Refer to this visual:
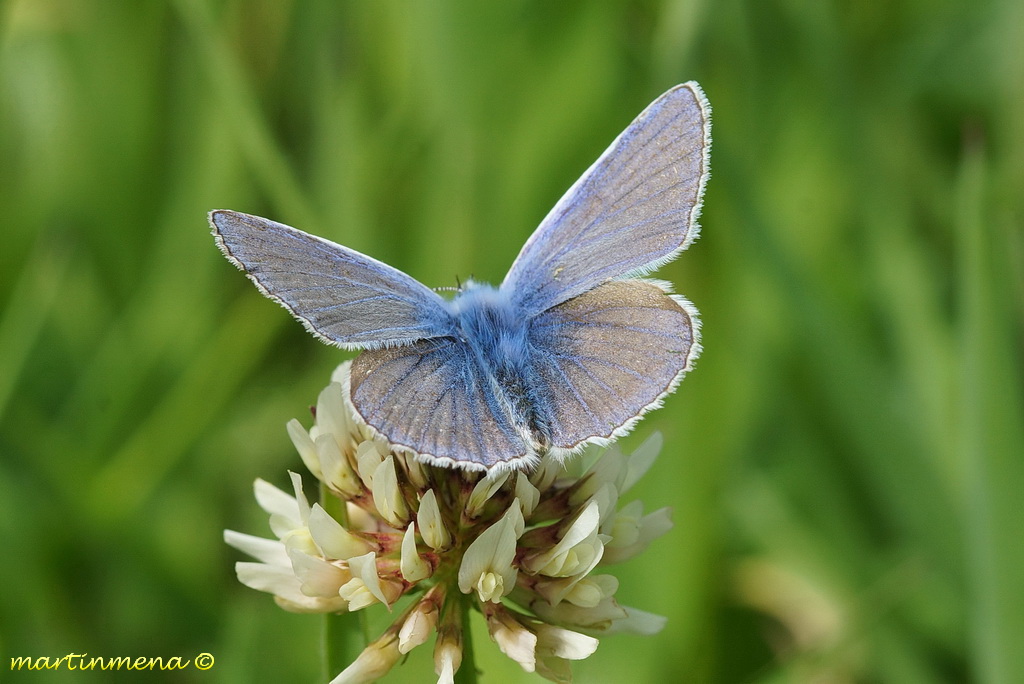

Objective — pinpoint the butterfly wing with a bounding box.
[349,339,535,470]
[529,279,699,449]
[502,82,711,315]
[211,210,454,348]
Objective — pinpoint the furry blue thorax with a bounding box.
[447,281,531,370]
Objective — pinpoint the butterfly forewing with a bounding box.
[350,339,531,469]
[211,211,453,349]
[529,279,698,449]
[502,82,710,315]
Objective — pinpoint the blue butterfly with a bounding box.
[211,82,711,471]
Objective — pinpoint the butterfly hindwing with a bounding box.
[529,279,699,449]
[349,338,534,470]
[502,82,710,315]
[211,210,453,349]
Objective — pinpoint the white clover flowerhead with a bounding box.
[225,362,673,683]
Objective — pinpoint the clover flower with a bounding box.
[225,362,672,683]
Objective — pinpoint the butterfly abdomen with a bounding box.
[449,283,554,452]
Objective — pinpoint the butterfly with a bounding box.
[211,82,710,472]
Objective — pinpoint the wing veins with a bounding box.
[545,173,695,266]
[256,268,428,304]
[365,349,445,415]
[566,357,625,402]
[540,322,683,343]
[417,384,459,454]
[582,104,691,198]
[301,294,399,313]
[551,350,649,380]
[547,360,602,424]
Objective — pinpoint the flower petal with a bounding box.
[330,632,402,684]
[315,433,362,497]
[287,547,350,597]
[620,432,662,494]
[515,472,541,518]
[224,529,290,566]
[536,623,599,660]
[587,482,619,528]
[434,594,463,683]
[288,470,312,522]
[570,447,625,505]
[602,505,673,564]
[604,606,668,635]
[253,478,300,532]
[371,455,409,526]
[483,604,537,672]
[520,592,629,632]
[466,469,510,518]
[400,522,431,582]
[287,419,323,481]
[340,552,389,610]
[458,502,524,602]
[235,561,346,612]
[417,489,452,551]
[307,504,374,560]
[312,382,352,451]
[434,636,462,684]
[524,500,604,577]
[398,593,440,654]
[529,451,563,491]
[355,441,384,489]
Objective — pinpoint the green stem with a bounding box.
[453,596,478,684]
[321,611,365,683]
[321,481,349,526]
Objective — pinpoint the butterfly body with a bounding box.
[212,82,711,471]
[448,282,529,364]
[448,281,554,449]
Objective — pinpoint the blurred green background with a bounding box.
[2,0,1022,682]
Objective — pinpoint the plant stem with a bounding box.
[321,611,365,683]
[453,596,478,684]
